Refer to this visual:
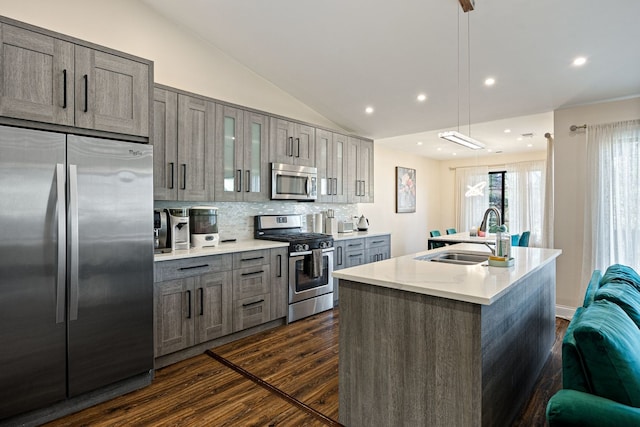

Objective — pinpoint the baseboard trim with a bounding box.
[555,304,577,320]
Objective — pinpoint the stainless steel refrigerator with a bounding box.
[0,125,154,420]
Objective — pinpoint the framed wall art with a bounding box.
[396,166,416,213]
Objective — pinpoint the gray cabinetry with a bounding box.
[366,235,391,263]
[215,105,269,201]
[269,117,315,167]
[270,247,288,320]
[153,87,177,200]
[153,255,233,357]
[0,22,150,137]
[316,129,347,203]
[232,249,272,332]
[344,238,367,268]
[346,137,374,203]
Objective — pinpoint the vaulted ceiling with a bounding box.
[142,0,640,159]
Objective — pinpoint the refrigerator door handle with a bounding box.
[69,164,80,321]
[56,163,66,324]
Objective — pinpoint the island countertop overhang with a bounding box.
[332,243,562,305]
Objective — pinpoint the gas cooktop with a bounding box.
[254,215,334,253]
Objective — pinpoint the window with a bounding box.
[488,171,506,228]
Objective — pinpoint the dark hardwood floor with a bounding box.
[45,308,568,426]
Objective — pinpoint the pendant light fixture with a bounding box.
[439,0,485,150]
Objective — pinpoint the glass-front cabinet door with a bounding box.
[215,105,268,201]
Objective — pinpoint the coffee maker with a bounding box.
[153,209,170,253]
[190,206,219,248]
[167,207,190,250]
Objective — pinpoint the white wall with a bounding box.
[358,145,441,257]
[0,0,344,131]
[554,96,640,308]
[438,151,547,232]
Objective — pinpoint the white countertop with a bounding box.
[331,230,390,241]
[154,239,289,262]
[332,243,561,305]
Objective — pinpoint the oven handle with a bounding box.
[290,248,335,257]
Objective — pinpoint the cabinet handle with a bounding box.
[295,138,300,157]
[245,170,250,192]
[349,253,363,257]
[242,256,265,262]
[242,299,264,308]
[277,254,282,277]
[83,74,88,113]
[361,180,366,196]
[241,270,264,277]
[186,290,192,319]
[62,69,67,109]
[236,169,242,192]
[348,243,363,248]
[372,240,385,244]
[288,137,293,157]
[178,264,209,271]
[169,162,175,189]
[337,246,343,266]
[199,287,204,316]
[333,177,338,195]
[182,164,187,190]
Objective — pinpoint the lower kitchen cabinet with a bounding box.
[154,271,232,357]
[333,234,391,305]
[154,247,288,360]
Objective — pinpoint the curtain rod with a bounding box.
[570,124,587,131]
[448,158,545,171]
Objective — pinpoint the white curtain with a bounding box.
[543,134,554,248]
[505,160,546,247]
[455,166,489,232]
[582,119,640,281]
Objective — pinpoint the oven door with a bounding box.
[288,249,334,304]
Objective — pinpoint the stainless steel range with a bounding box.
[254,214,334,322]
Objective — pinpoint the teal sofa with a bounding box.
[546,265,640,426]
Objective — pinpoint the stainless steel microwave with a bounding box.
[271,163,317,201]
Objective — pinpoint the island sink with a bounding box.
[415,251,488,265]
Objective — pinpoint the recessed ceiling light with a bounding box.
[487,148,493,152]
[517,137,523,141]
[504,129,511,134]
[417,93,427,102]
[484,77,496,86]
[437,147,442,151]
[527,144,533,147]
[573,56,587,66]
[365,106,374,114]
[452,153,457,156]
[417,141,423,146]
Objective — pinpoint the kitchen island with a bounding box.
[333,243,561,427]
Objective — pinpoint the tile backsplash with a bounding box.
[154,200,359,241]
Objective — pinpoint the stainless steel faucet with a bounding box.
[479,207,502,232]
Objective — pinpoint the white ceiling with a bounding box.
[142,0,640,159]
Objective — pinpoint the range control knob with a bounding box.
[294,244,304,252]
[303,243,310,251]
[319,241,332,249]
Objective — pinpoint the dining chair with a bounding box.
[429,230,445,249]
[518,231,531,247]
[445,228,457,235]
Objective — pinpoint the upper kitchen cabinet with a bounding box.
[153,87,215,201]
[177,94,215,201]
[269,117,315,167]
[74,46,149,137]
[316,129,347,203]
[0,20,151,138]
[346,137,374,203]
[153,87,178,200]
[214,105,269,202]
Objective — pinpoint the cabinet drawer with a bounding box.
[233,293,271,332]
[233,249,270,269]
[366,235,390,249]
[233,264,271,300]
[154,254,232,282]
[344,238,366,253]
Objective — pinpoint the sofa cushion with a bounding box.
[562,307,591,392]
[583,270,603,307]
[601,264,640,293]
[574,300,640,407]
[595,281,640,328]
